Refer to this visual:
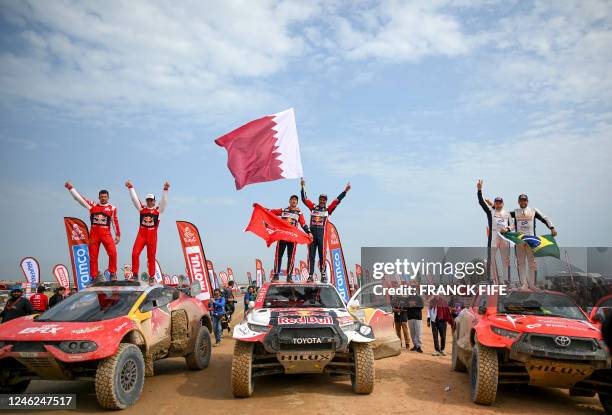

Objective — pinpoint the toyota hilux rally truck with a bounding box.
[0,280,213,410]
[231,282,375,397]
[452,288,612,412]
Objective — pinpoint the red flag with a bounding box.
[246,203,311,247]
[176,221,213,301]
[215,108,303,190]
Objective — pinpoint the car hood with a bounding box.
[0,315,136,341]
[490,313,600,338]
[249,307,355,327]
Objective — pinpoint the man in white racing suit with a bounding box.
[510,194,557,289]
[477,180,512,283]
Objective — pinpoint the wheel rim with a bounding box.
[120,359,138,393]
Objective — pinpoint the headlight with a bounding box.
[247,323,270,333]
[341,322,360,332]
[359,325,372,336]
[491,326,521,339]
[58,341,98,354]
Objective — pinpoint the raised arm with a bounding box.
[65,181,92,209]
[476,179,490,213]
[300,178,314,210]
[125,180,142,211]
[328,182,350,214]
[158,182,170,214]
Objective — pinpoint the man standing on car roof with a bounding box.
[301,178,350,283]
[270,195,312,282]
[510,194,557,289]
[125,180,169,278]
[65,181,120,280]
[477,180,512,283]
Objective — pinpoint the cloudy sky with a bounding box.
[1,0,611,282]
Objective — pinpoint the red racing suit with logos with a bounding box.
[128,185,168,278]
[269,206,310,278]
[301,189,346,276]
[68,186,120,278]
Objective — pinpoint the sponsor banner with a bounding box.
[325,221,351,303]
[255,259,263,286]
[176,221,213,301]
[64,217,91,291]
[206,260,219,289]
[154,260,164,284]
[162,274,171,284]
[349,271,355,288]
[299,260,308,282]
[356,264,362,277]
[227,267,234,282]
[20,257,40,288]
[219,271,229,286]
[247,271,252,285]
[52,264,71,289]
[171,275,178,284]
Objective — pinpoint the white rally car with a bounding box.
[231,282,375,397]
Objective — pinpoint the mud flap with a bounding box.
[526,359,594,388]
[170,310,189,354]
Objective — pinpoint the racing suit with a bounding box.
[269,206,310,280]
[477,191,512,283]
[68,186,120,279]
[510,207,555,288]
[301,188,346,280]
[127,184,168,278]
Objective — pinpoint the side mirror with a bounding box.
[478,305,487,315]
[248,301,255,310]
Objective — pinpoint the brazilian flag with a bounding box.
[500,232,561,259]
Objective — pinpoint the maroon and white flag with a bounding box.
[215,108,303,190]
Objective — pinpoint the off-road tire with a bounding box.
[0,380,30,394]
[470,342,498,405]
[599,393,612,414]
[452,334,467,372]
[185,325,212,370]
[95,343,145,410]
[231,341,254,398]
[351,342,375,394]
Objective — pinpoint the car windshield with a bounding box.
[497,291,587,321]
[264,285,344,309]
[36,290,142,322]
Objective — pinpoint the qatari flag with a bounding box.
[215,108,303,190]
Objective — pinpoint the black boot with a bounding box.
[306,275,314,283]
[271,274,280,282]
[320,271,327,283]
[286,277,293,283]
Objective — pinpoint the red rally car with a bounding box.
[0,280,213,410]
[452,288,612,412]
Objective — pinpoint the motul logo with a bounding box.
[188,252,205,282]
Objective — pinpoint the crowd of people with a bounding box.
[0,285,74,323]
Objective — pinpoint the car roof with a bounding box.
[84,280,166,294]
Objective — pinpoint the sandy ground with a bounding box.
[19,302,606,415]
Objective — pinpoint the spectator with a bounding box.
[49,287,67,308]
[0,288,32,323]
[69,287,78,296]
[391,295,410,349]
[427,295,455,356]
[244,286,256,316]
[30,286,49,314]
[210,288,226,347]
[406,294,424,353]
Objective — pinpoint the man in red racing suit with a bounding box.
[301,178,350,283]
[270,195,311,282]
[125,180,169,279]
[65,181,120,280]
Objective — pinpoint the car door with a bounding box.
[139,287,173,354]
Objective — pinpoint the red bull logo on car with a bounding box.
[278,316,334,325]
